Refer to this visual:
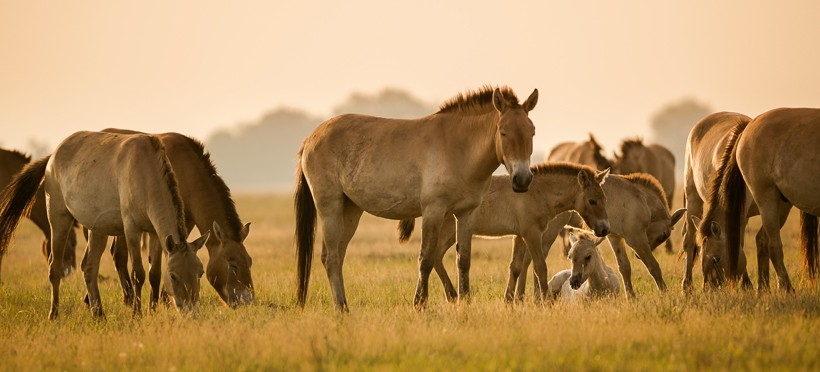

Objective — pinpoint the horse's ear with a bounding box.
[165,235,177,253]
[710,221,722,238]
[577,170,592,187]
[492,88,508,113]
[690,215,702,231]
[240,222,251,242]
[192,231,210,251]
[568,231,579,245]
[595,168,610,185]
[212,221,225,243]
[522,89,538,112]
[670,208,686,226]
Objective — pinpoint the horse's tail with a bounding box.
[722,122,749,281]
[397,219,415,243]
[0,155,50,259]
[800,212,819,281]
[294,149,316,308]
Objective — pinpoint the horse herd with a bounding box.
[0,86,816,319]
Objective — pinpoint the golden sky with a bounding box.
[2,1,819,154]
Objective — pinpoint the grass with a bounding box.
[0,193,818,371]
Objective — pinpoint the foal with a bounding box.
[548,230,621,302]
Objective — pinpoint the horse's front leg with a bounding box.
[522,228,549,304]
[414,208,446,309]
[124,230,146,317]
[506,236,527,303]
[83,230,109,319]
[607,235,635,298]
[110,236,135,307]
[628,234,666,292]
[431,216,457,302]
[454,209,478,303]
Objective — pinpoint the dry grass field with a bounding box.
[1,192,819,370]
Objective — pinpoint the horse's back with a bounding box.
[687,113,752,200]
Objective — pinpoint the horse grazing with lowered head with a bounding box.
[0,131,208,319]
[296,86,538,311]
[512,173,685,299]
[681,112,760,291]
[100,129,254,309]
[548,229,621,302]
[398,162,610,303]
[0,148,77,283]
[614,138,677,253]
[724,108,820,291]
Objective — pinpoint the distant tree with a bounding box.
[25,138,52,158]
[648,98,712,173]
[332,88,436,119]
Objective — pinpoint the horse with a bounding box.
[681,112,759,291]
[295,86,539,311]
[512,173,685,299]
[614,138,677,253]
[0,148,77,282]
[724,108,820,291]
[398,162,610,303]
[0,131,208,319]
[100,129,254,309]
[547,229,621,302]
[547,133,614,171]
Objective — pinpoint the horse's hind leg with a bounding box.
[46,205,73,320]
[607,235,636,298]
[681,193,703,291]
[756,196,794,291]
[755,227,770,292]
[110,236,135,307]
[506,235,527,303]
[316,195,351,311]
[454,209,477,303]
[522,228,549,303]
[629,235,667,292]
[124,231,146,316]
[336,199,363,267]
[82,230,109,319]
[432,216,457,302]
[147,233,164,311]
[415,209,447,308]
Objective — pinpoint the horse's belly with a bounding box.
[345,190,422,220]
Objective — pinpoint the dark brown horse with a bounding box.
[0,148,76,283]
[295,86,538,311]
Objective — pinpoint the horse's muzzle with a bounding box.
[511,171,532,193]
[570,274,583,289]
[230,289,255,307]
[593,221,611,237]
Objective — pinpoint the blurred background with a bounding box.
[2,1,819,191]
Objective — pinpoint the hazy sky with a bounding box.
[2,1,819,155]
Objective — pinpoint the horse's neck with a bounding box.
[441,111,500,181]
[586,258,611,291]
[530,173,580,217]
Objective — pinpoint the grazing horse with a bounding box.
[0,131,208,319]
[547,133,614,171]
[398,162,610,303]
[295,86,539,311]
[614,138,676,253]
[513,173,685,298]
[0,149,77,282]
[725,108,820,290]
[547,230,620,302]
[681,112,758,291]
[101,129,254,309]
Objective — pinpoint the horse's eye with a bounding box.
[500,131,508,138]
[585,256,591,261]
[588,199,597,206]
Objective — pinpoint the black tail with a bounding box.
[0,155,50,258]
[800,212,819,282]
[722,123,749,281]
[294,152,316,308]
[397,219,415,243]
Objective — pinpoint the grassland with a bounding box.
[1,193,819,371]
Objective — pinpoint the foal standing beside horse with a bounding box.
[295,86,538,311]
[0,131,208,319]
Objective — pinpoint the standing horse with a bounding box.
[725,108,820,290]
[0,131,208,319]
[296,86,538,311]
[681,112,759,291]
[547,230,620,302]
[398,162,610,302]
[0,149,77,282]
[101,129,254,309]
[513,173,685,298]
[614,138,676,252]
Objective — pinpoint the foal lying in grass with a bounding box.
[549,229,621,302]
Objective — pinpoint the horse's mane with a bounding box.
[587,133,613,171]
[0,148,32,164]
[619,137,645,157]
[437,85,519,114]
[531,161,596,179]
[147,135,187,240]
[181,136,244,239]
[699,120,750,240]
[621,173,668,209]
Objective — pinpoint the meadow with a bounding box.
[1,192,818,371]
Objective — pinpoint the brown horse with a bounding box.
[0,149,77,283]
[101,129,254,309]
[681,112,759,291]
[725,108,820,290]
[296,86,538,311]
[614,138,676,253]
[513,173,685,299]
[0,131,208,319]
[398,162,610,303]
[547,133,614,171]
